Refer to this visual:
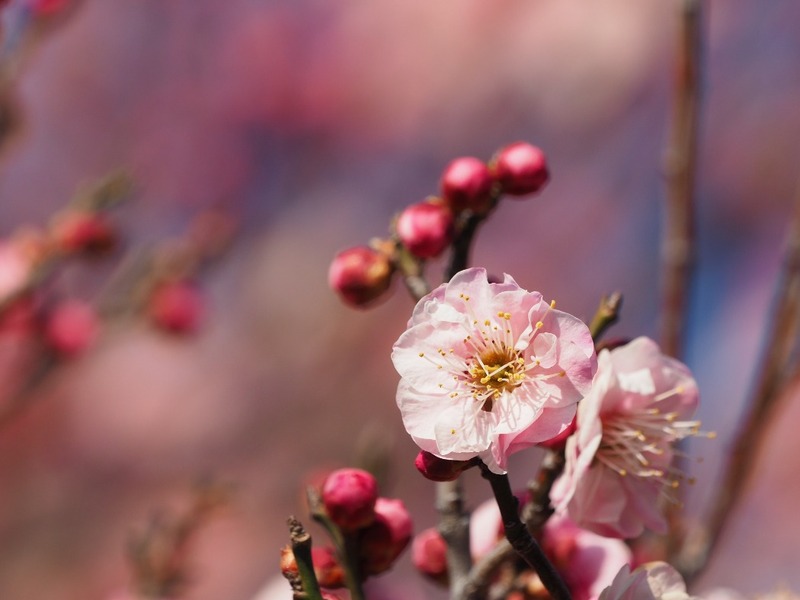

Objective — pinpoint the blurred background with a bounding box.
[0,0,798,598]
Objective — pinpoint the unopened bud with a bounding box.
[415,451,474,482]
[51,210,117,256]
[359,497,413,576]
[147,281,204,334]
[321,468,378,532]
[440,157,493,213]
[44,299,99,357]
[25,0,69,17]
[490,142,549,197]
[312,546,345,589]
[396,199,454,259]
[328,246,393,308]
[411,528,448,585]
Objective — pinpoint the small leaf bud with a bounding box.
[490,142,549,196]
[440,157,493,212]
[328,246,393,308]
[320,468,378,532]
[396,199,454,259]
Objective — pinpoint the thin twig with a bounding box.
[287,517,325,600]
[660,0,702,359]
[588,292,623,343]
[676,177,800,581]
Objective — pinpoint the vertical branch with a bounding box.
[437,479,473,599]
[678,177,800,580]
[660,0,703,359]
[661,0,703,560]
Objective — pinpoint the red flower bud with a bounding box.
[44,299,99,357]
[414,451,474,482]
[321,468,378,532]
[440,157,493,212]
[312,546,346,589]
[490,142,549,196]
[147,281,204,334]
[26,0,69,17]
[411,527,448,584]
[396,199,454,259]
[359,497,413,576]
[328,246,393,308]
[51,210,117,256]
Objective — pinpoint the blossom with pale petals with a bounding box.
[392,268,596,473]
[552,337,703,538]
[598,562,692,600]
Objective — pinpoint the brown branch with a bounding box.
[660,0,703,360]
[676,176,800,581]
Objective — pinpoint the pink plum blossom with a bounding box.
[598,562,691,600]
[552,337,702,538]
[392,268,596,473]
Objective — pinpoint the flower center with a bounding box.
[466,346,526,412]
[594,388,712,489]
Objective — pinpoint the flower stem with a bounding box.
[307,488,366,600]
[480,464,572,600]
[287,517,325,600]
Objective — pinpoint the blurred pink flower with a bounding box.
[598,562,690,600]
[552,337,701,538]
[392,268,596,473]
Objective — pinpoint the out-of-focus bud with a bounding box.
[321,593,343,600]
[411,527,448,585]
[328,246,393,308]
[147,281,204,334]
[312,546,346,589]
[490,142,549,197]
[414,451,474,482]
[321,468,378,532]
[537,415,577,450]
[396,198,454,259]
[359,497,413,576]
[440,157,493,213]
[44,299,99,357]
[25,0,69,17]
[51,210,117,256]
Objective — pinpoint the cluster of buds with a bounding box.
[328,141,549,308]
[281,468,412,597]
[0,201,121,359]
